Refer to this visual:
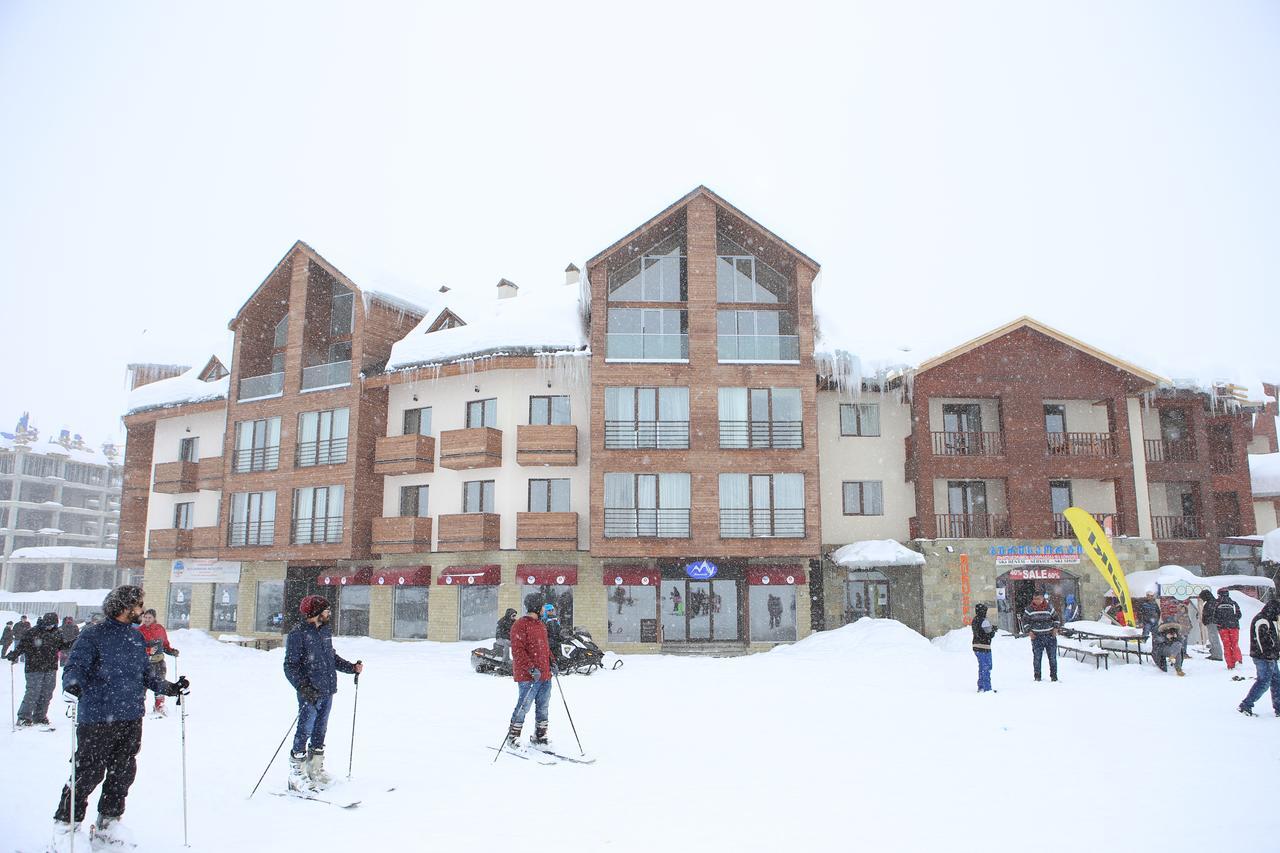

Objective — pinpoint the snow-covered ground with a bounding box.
[3,619,1278,852]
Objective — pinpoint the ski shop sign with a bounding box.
[989,544,1082,566]
[1005,568,1065,580]
[170,559,241,584]
[685,560,718,580]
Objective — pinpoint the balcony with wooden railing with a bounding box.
[516,512,579,550]
[1046,432,1117,457]
[516,425,578,467]
[437,512,501,550]
[1144,438,1197,463]
[152,461,198,494]
[1152,514,1203,540]
[931,431,1004,456]
[439,428,503,470]
[374,435,436,475]
[371,516,433,555]
[148,528,192,557]
[196,457,223,491]
[1054,512,1124,538]
[935,513,1011,538]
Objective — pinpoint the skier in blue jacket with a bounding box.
[283,595,363,793]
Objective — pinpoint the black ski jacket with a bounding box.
[495,612,517,641]
[971,604,997,651]
[6,624,68,672]
[1214,595,1242,630]
[1247,602,1280,660]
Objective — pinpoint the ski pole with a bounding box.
[176,658,189,847]
[347,663,361,780]
[249,715,298,799]
[66,695,78,853]
[9,663,14,732]
[491,721,512,764]
[552,669,585,756]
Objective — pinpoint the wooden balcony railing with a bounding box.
[437,513,501,551]
[371,516,433,555]
[1144,438,1197,463]
[196,457,223,491]
[439,428,503,470]
[516,512,579,550]
[152,460,198,494]
[191,525,220,557]
[935,513,1011,538]
[1047,432,1117,457]
[931,431,1004,456]
[1152,514,1203,540]
[148,528,192,557]
[1054,513,1124,538]
[516,425,578,467]
[374,434,436,475]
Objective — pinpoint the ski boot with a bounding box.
[288,752,319,794]
[1239,706,1256,717]
[48,819,84,853]
[89,814,135,849]
[306,746,334,788]
[504,723,522,751]
[529,722,551,750]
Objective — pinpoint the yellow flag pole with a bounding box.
[1063,507,1137,627]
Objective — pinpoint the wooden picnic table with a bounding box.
[1059,620,1149,665]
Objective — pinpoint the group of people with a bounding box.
[968,586,1280,718]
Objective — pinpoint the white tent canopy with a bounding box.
[831,540,926,569]
[1263,528,1280,564]
[1125,565,1275,598]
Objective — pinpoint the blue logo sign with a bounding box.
[685,560,718,580]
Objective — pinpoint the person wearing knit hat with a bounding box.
[282,594,363,793]
[6,611,70,728]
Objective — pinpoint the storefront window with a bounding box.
[338,586,371,636]
[211,583,238,632]
[255,580,286,633]
[167,584,192,630]
[749,585,796,642]
[394,587,428,639]
[607,584,658,643]
[520,584,574,627]
[845,570,891,623]
[660,580,686,642]
[459,586,498,641]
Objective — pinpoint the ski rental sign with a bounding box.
[685,560,718,579]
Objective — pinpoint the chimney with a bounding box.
[496,278,519,300]
[438,285,451,294]
[564,263,581,287]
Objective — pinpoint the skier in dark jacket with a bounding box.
[6,611,69,727]
[53,586,190,848]
[1238,600,1280,717]
[1136,591,1161,637]
[1023,592,1060,682]
[1197,589,1223,662]
[507,599,553,750]
[283,595,362,794]
[971,603,997,693]
[12,614,31,646]
[1214,589,1243,670]
[493,608,518,665]
[58,616,80,667]
[1,620,13,657]
[543,602,565,669]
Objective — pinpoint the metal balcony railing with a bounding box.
[603,420,690,450]
[603,507,691,538]
[233,446,280,473]
[717,334,800,362]
[296,438,349,467]
[1144,438,1197,463]
[718,420,803,449]
[238,372,284,401]
[718,507,805,538]
[1152,514,1203,540]
[292,516,345,545]
[605,333,689,360]
[1054,512,1124,538]
[932,431,1004,456]
[935,513,1011,538]
[227,520,275,547]
[1047,432,1117,457]
[301,360,352,391]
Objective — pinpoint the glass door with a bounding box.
[662,578,741,642]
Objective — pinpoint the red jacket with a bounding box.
[510,614,551,683]
[136,623,173,661]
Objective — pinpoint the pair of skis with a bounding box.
[488,744,596,765]
[269,784,396,810]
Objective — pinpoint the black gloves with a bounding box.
[165,676,190,697]
[528,668,541,682]
[299,683,321,704]
[169,648,180,657]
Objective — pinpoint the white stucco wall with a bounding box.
[932,478,1008,513]
[144,410,227,555]
[1253,499,1278,535]
[1044,399,1111,433]
[1066,478,1117,512]
[816,393,914,543]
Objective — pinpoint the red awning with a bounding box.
[319,567,374,586]
[437,565,501,586]
[373,567,432,587]
[517,565,578,586]
[603,566,660,587]
[747,566,806,586]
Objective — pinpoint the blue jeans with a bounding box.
[1240,658,1280,715]
[510,679,551,727]
[974,651,993,691]
[1031,633,1058,679]
[293,692,333,755]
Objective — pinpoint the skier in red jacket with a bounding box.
[137,609,179,716]
[506,599,553,750]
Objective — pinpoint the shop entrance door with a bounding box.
[845,571,891,623]
[996,569,1081,633]
[662,578,741,642]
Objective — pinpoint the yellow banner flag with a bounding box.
[1064,507,1136,626]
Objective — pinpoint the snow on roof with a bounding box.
[8,546,117,562]
[0,588,112,607]
[1264,528,1280,564]
[830,540,926,568]
[126,365,229,415]
[1125,565,1275,597]
[387,280,586,371]
[1249,452,1280,497]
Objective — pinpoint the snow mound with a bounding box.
[126,365,229,414]
[769,617,935,662]
[1249,452,1280,497]
[831,539,925,568]
[1265,528,1280,563]
[932,625,979,653]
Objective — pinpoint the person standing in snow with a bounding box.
[1136,591,1161,638]
[1237,599,1280,717]
[506,599,553,749]
[493,608,518,666]
[5,611,69,728]
[543,602,565,670]
[971,603,997,693]
[137,609,179,716]
[52,585,190,847]
[58,615,80,667]
[1155,617,1186,676]
[282,595,362,793]
[1,620,13,657]
[1197,589,1223,662]
[12,614,31,647]
[1214,589,1243,671]
[1023,592,1060,682]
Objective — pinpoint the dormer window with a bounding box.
[607,228,687,302]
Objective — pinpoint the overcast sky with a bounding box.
[1,1,1277,446]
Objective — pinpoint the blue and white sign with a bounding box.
[685,560,718,580]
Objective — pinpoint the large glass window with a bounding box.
[717,310,798,361]
[521,585,574,629]
[607,584,658,643]
[399,484,429,517]
[839,403,881,437]
[393,587,429,639]
[466,399,497,428]
[403,406,432,436]
[234,417,281,472]
[331,282,354,337]
[606,308,688,360]
[463,480,495,513]
[167,583,192,630]
[716,233,789,303]
[604,473,691,538]
[173,502,194,530]
[529,396,571,426]
[459,585,499,641]
[719,388,802,448]
[528,479,570,512]
[337,585,370,636]
[229,491,276,546]
[297,408,349,466]
[212,584,238,632]
[255,580,285,632]
[749,585,797,642]
[292,485,345,544]
[719,473,805,537]
[178,436,199,462]
[273,314,289,348]
[604,387,689,449]
[606,231,686,301]
[842,481,884,516]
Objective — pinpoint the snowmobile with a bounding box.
[470,626,612,676]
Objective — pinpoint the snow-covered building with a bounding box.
[0,421,123,591]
